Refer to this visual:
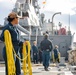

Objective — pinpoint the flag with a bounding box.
[42,1,46,4]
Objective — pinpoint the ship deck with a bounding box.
[0,62,75,75]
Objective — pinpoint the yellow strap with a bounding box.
[52,53,55,62]
[52,52,60,63]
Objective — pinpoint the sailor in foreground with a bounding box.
[40,34,53,71]
[0,12,23,75]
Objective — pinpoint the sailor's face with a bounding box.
[14,17,19,25]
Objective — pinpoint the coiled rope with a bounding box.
[22,41,32,75]
[4,30,32,75]
[4,30,16,75]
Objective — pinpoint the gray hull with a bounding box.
[0,41,4,61]
[31,35,72,59]
[0,35,72,61]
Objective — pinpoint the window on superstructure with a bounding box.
[20,4,23,8]
[26,0,28,3]
[22,12,29,17]
[18,11,21,16]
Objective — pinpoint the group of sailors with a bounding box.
[32,41,60,64]
[32,34,60,71]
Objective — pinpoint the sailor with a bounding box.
[32,41,38,64]
[53,45,60,63]
[40,34,53,71]
[0,12,23,75]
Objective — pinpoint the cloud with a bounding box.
[0,0,2,2]
[0,0,16,3]
[39,0,76,14]
[0,0,16,9]
[0,0,16,25]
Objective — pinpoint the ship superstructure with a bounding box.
[12,0,41,35]
[0,0,74,60]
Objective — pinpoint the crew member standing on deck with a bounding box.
[53,45,60,63]
[32,41,38,64]
[0,12,23,75]
[40,34,53,71]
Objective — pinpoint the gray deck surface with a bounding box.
[0,63,75,75]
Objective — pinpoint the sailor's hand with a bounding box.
[24,41,28,45]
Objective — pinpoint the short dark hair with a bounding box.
[7,17,14,22]
[44,34,48,39]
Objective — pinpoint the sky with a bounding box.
[0,0,76,42]
[38,0,76,14]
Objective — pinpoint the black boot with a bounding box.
[45,68,49,71]
[44,66,49,71]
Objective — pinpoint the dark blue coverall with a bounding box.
[0,23,23,75]
[40,38,53,70]
[39,47,42,63]
[53,48,59,63]
[32,45,38,64]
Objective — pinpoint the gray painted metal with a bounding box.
[0,35,72,61]
[30,35,72,59]
[0,41,4,61]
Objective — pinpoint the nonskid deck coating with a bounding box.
[0,63,74,75]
